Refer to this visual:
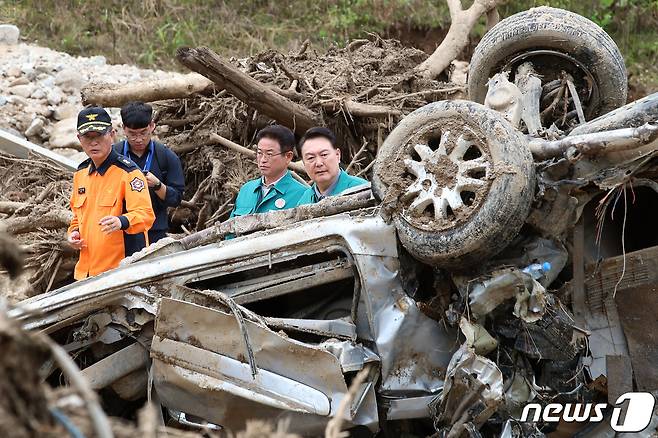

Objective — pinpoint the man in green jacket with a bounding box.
[296,127,368,205]
[229,125,306,217]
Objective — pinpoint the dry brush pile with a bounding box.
[152,38,464,233]
[0,153,75,299]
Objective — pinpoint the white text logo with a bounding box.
[520,392,655,432]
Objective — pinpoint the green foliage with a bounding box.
[0,0,655,88]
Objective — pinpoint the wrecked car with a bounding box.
[11,201,460,434]
[9,6,658,437]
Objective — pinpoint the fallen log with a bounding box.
[529,123,658,160]
[177,46,320,135]
[194,185,374,245]
[0,210,72,235]
[126,187,374,262]
[0,201,28,215]
[81,73,217,107]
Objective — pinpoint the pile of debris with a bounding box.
[85,38,465,232]
[0,152,74,299]
[1,36,466,296]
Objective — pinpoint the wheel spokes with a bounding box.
[414,143,435,161]
[459,156,489,172]
[444,188,464,211]
[449,135,472,161]
[402,129,490,223]
[407,192,434,215]
[404,158,426,178]
[457,176,487,191]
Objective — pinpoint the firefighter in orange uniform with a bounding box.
[67,107,155,280]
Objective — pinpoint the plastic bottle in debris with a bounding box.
[522,261,552,280]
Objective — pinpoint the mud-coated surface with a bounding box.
[0,313,52,438]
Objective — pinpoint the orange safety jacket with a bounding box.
[68,150,155,280]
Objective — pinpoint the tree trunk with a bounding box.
[415,0,502,79]
[177,47,320,135]
[322,100,401,118]
[81,73,218,107]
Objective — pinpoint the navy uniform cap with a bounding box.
[77,107,112,134]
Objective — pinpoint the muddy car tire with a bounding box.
[468,6,627,126]
[372,100,535,269]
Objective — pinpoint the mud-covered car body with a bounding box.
[11,207,459,433]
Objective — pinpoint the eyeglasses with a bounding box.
[256,150,285,160]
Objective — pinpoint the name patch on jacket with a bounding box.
[78,187,86,194]
[130,177,145,192]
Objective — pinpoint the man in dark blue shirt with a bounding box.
[113,101,185,255]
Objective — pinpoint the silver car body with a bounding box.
[11,210,457,434]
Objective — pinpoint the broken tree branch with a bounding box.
[180,188,374,250]
[322,99,401,118]
[81,73,217,107]
[415,0,502,79]
[177,46,319,135]
[346,140,368,174]
[127,188,373,264]
[221,188,373,236]
[529,123,658,160]
[43,335,114,438]
[161,115,205,129]
[208,133,307,175]
[379,86,464,102]
[295,39,310,57]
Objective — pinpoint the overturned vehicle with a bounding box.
[10,6,658,437]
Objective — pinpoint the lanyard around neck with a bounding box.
[123,140,154,173]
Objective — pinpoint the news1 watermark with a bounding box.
[520,392,656,432]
